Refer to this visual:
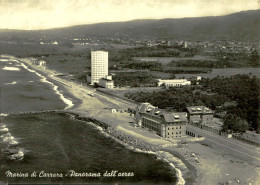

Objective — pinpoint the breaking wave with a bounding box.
[18,59,74,110]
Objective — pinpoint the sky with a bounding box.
[0,0,259,30]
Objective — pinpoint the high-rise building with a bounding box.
[90,51,108,85]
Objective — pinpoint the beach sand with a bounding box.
[20,58,260,185]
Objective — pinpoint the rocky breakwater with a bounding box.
[72,114,187,185]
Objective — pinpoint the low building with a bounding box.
[190,76,202,81]
[38,60,46,66]
[186,106,214,124]
[87,75,114,88]
[99,75,114,88]
[157,79,191,87]
[135,103,187,138]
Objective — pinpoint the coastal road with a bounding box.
[187,125,260,162]
[50,74,138,109]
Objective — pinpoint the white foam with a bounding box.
[4,81,17,85]
[0,113,9,117]
[28,81,34,83]
[8,140,19,145]
[18,60,74,110]
[2,136,15,143]
[0,128,9,132]
[8,148,24,160]
[1,132,12,138]
[0,59,9,62]
[2,66,20,71]
[156,151,186,185]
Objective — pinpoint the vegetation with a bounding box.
[123,62,163,71]
[222,114,249,133]
[125,86,229,111]
[125,74,260,132]
[202,75,260,132]
[170,60,235,68]
[249,50,260,67]
[113,72,158,87]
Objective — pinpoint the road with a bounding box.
[187,125,260,162]
[50,74,138,109]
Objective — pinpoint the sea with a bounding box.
[0,56,181,185]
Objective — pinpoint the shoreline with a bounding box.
[2,55,259,185]
[14,57,192,184]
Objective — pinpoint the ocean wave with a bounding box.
[0,113,9,117]
[0,129,22,159]
[0,128,9,132]
[18,60,74,110]
[156,151,186,185]
[1,132,11,138]
[2,66,20,71]
[4,81,17,85]
[0,59,9,62]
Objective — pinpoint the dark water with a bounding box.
[0,113,176,184]
[0,57,177,184]
[0,59,66,113]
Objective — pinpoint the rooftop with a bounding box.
[187,106,213,114]
[163,112,187,123]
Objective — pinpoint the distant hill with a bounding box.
[0,9,259,41]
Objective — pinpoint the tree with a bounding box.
[222,114,248,133]
[249,50,260,67]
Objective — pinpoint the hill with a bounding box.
[0,9,259,41]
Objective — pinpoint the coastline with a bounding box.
[2,56,259,185]
[10,57,194,184]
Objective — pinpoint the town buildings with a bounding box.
[157,79,191,87]
[87,51,114,88]
[186,106,214,124]
[135,103,187,138]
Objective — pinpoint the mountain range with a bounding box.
[0,9,259,41]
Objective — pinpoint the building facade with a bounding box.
[90,51,108,85]
[186,106,214,124]
[99,75,114,88]
[135,103,187,138]
[157,79,191,87]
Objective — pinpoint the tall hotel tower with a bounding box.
[90,51,108,85]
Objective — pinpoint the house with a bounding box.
[186,106,214,124]
[157,79,191,87]
[135,103,187,138]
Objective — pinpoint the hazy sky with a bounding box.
[0,0,259,30]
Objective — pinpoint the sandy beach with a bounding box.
[18,57,260,185]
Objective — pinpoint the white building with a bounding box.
[157,79,191,87]
[38,60,46,66]
[99,75,114,89]
[90,51,108,85]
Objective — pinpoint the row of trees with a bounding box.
[169,60,238,68]
[123,62,163,71]
[113,72,158,87]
